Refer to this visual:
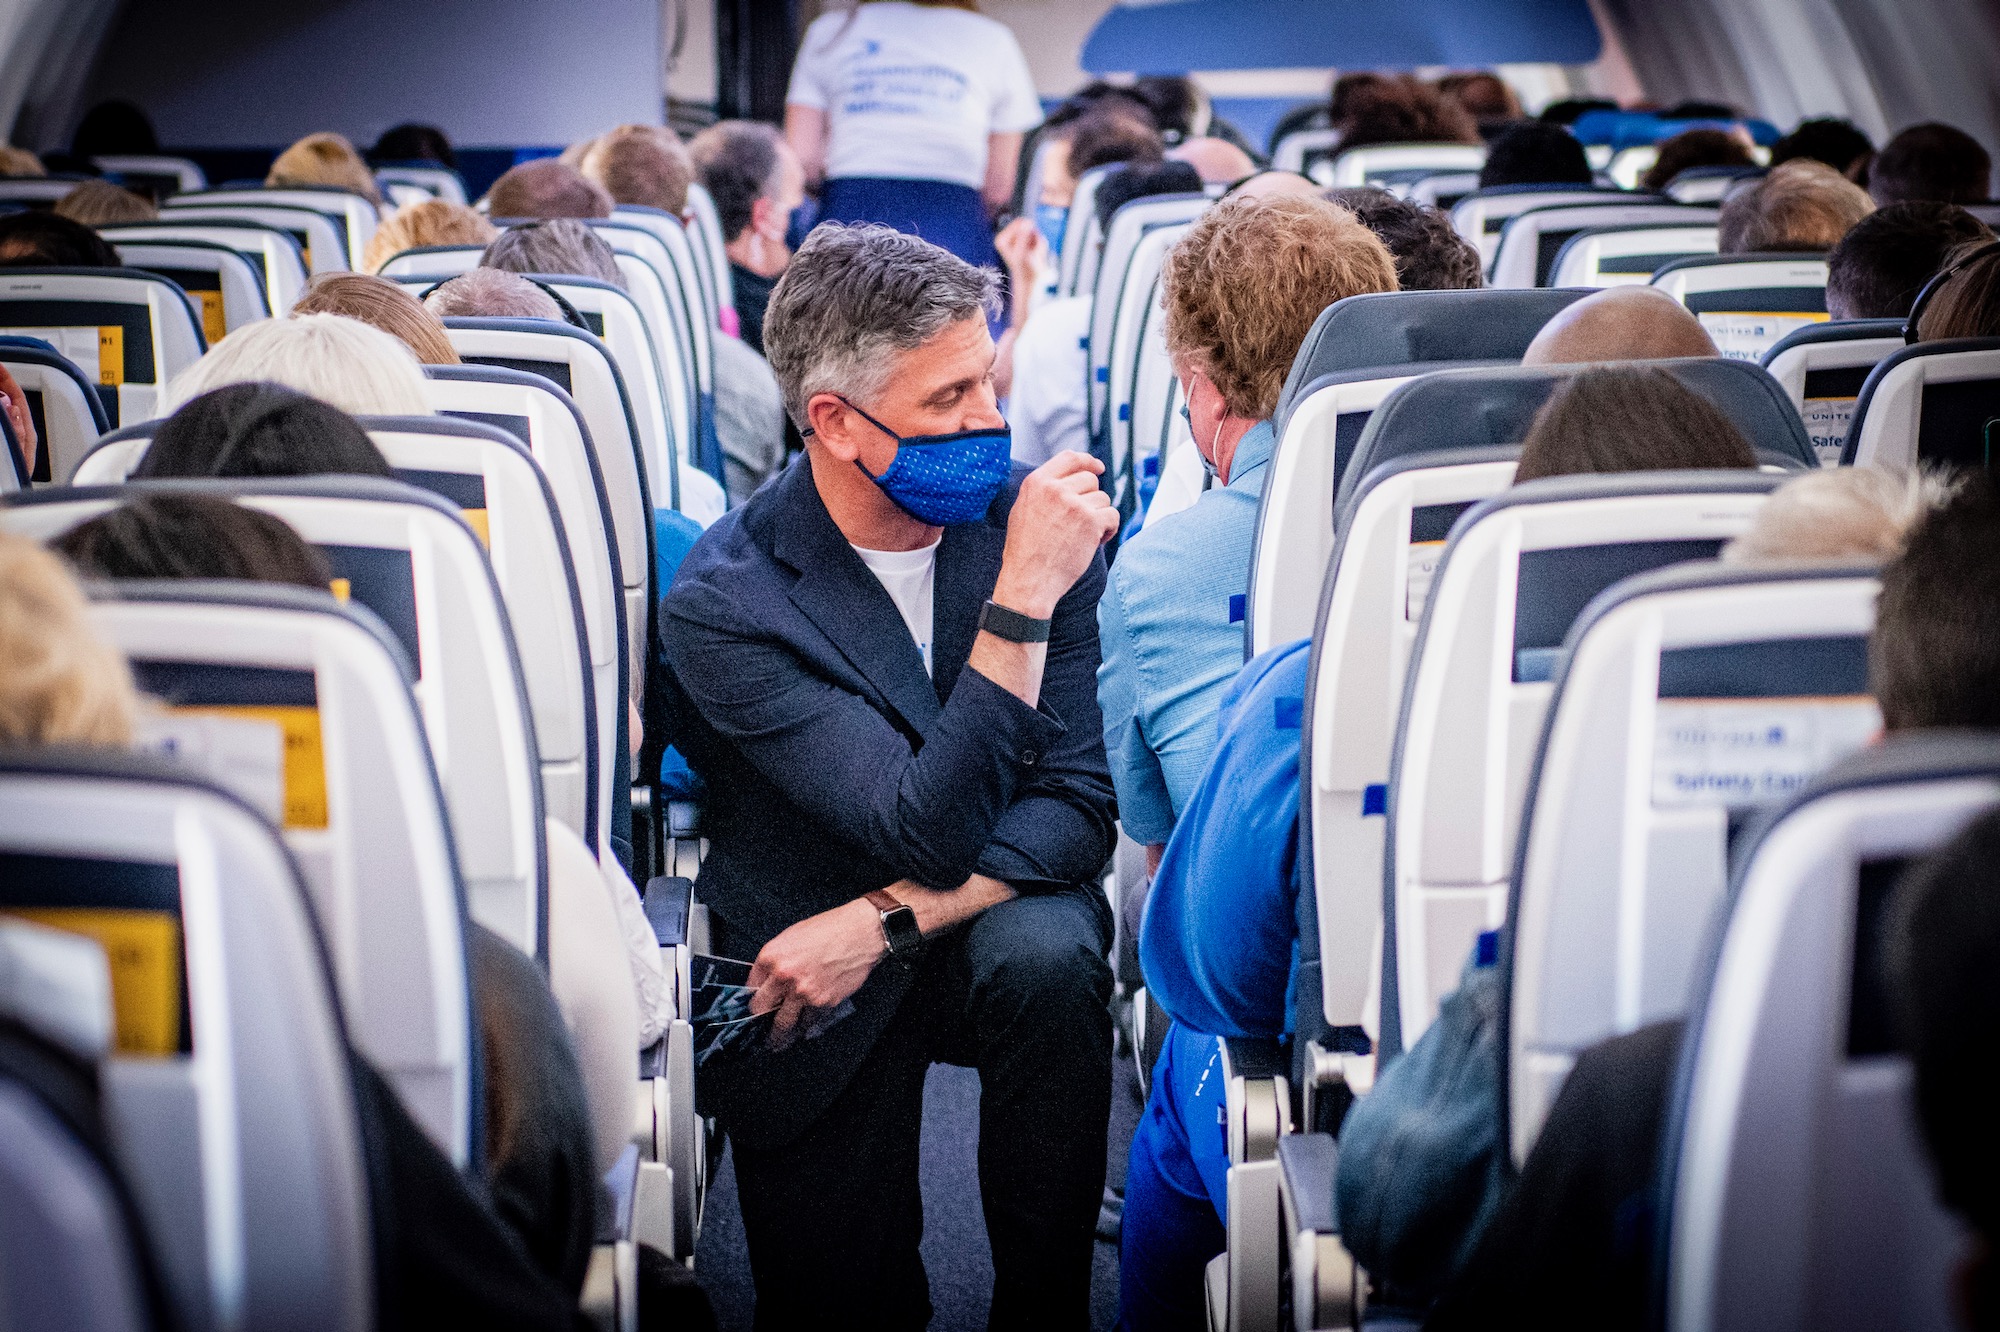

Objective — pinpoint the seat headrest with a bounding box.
[1336,357,1816,516]
[1275,288,1591,432]
[92,578,419,684]
[1761,318,1904,362]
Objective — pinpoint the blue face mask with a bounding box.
[843,399,1013,526]
[1033,202,1068,257]
[1180,402,1218,481]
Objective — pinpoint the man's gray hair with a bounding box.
[763,224,998,429]
[481,219,626,290]
[424,267,566,321]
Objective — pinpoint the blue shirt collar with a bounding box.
[1226,420,1277,490]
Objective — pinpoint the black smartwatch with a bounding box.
[979,599,1051,643]
[867,890,923,966]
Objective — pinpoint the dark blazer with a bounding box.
[658,454,1117,1146]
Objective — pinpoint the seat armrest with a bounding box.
[1222,1035,1292,1165]
[643,875,693,947]
[667,800,702,839]
[1277,1133,1339,1236]
[1222,1035,1288,1081]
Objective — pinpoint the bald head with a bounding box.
[1228,170,1322,202]
[1522,286,1720,366]
[1169,136,1256,185]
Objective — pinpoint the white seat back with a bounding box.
[93,155,207,194]
[440,318,654,701]
[1059,165,1117,298]
[166,188,377,270]
[1099,216,1198,511]
[1271,128,1343,175]
[1406,170,1482,208]
[1326,142,1487,188]
[1608,145,1659,190]
[1547,224,1719,288]
[1653,255,1831,362]
[0,749,373,1332]
[1088,196,1206,450]
[1760,319,1905,466]
[109,239,271,341]
[1305,448,1520,1037]
[1663,733,1999,1332]
[1492,202,1718,289]
[683,185,737,317]
[0,334,110,482]
[99,221,310,314]
[376,244,483,278]
[1385,473,1777,1053]
[1664,166,1764,203]
[1841,339,2000,471]
[153,204,349,275]
[0,177,82,205]
[0,268,206,427]
[540,273,693,505]
[373,164,468,205]
[1452,187,1635,272]
[1506,563,1880,1165]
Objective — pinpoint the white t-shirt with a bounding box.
[1007,294,1091,467]
[787,3,1043,190]
[852,538,941,674]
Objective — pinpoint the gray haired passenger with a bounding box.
[424,267,568,321]
[481,219,625,289]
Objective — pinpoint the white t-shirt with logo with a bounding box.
[786,2,1043,190]
[852,538,941,675]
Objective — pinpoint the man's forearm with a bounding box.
[888,872,1018,936]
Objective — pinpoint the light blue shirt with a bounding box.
[1096,420,1276,845]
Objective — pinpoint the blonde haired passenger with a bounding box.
[0,145,45,177]
[266,131,381,206]
[362,198,497,273]
[161,312,432,417]
[1719,158,1875,253]
[1723,466,1957,564]
[1101,193,1399,861]
[578,123,694,217]
[0,532,137,748]
[291,272,461,365]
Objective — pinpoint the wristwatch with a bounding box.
[867,889,923,967]
[979,599,1052,643]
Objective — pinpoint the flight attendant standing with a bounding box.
[784,0,1042,270]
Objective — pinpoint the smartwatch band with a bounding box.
[979,599,1052,643]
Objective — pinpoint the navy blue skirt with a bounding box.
[817,176,999,271]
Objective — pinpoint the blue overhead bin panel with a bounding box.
[1080,0,1601,73]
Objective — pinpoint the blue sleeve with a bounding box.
[1138,639,1312,1040]
[1097,565,1176,846]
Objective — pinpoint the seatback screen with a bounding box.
[1513,539,1727,681]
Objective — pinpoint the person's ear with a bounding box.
[804,392,861,462]
[752,195,785,243]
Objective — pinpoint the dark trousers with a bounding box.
[730,886,1115,1332]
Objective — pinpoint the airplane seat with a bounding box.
[0,748,374,1332]
[1385,470,1786,1061]
[165,186,379,270]
[372,163,469,206]
[1097,210,1201,516]
[100,220,311,314]
[376,243,484,278]
[1840,337,2000,471]
[1450,186,1647,272]
[440,316,661,699]
[1663,164,1766,203]
[683,184,739,319]
[0,919,164,1332]
[1402,170,1481,209]
[1248,287,1591,654]
[108,237,272,341]
[1489,202,1718,289]
[1503,561,1881,1168]
[1270,127,1343,177]
[0,267,207,428]
[1144,376,1204,525]
[92,154,208,196]
[1760,318,1906,465]
[0,334,110,482]
[1547,223,1720,288]
[589,214,718,487]
[1123,261,1183,515]
[1607,145,1661,190]
[1651,253,1831,362]
[1088,195,1206,459]
[1059,165,1118,299]
[1657,732,2000,1332]
[1324,143,1488,190]
[159,197,356,275]
[0,176,88,206]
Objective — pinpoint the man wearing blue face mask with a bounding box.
[658,222,1123,1330]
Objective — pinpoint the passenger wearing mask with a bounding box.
[1825,202,1992,320]
[291,272,462,366]
[659,223,1120,1329]
[160,313,433,417]
[1324,188,1483,289]
[1007,157,1199,467]
[1869,123,1994,207]
[1121,368,1769,1329]
[1098,194,1398,870]
[1476,122,1595,190]
[689,120,807,355]
[785,0,1043,269]
[1718,158,1874,253]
